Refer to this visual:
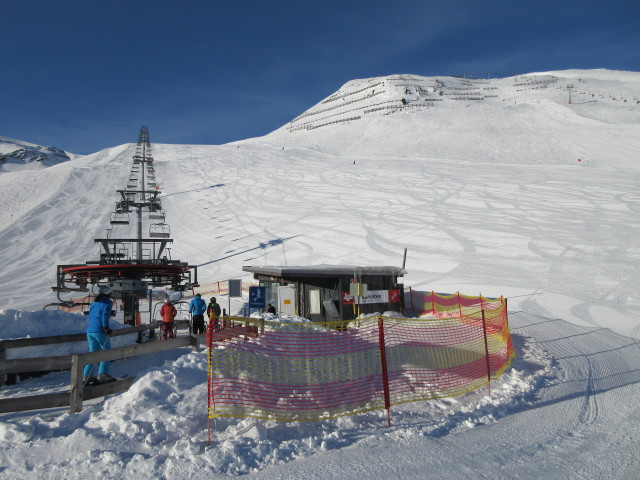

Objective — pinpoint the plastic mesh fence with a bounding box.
[407,290,504,317]
[207,297,514,422]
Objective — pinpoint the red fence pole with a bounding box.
[377,315,392,427]
[206,320,215,446]
[481,310,492,396]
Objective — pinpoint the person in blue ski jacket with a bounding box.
[189,293,207,333]
[84,285,115,384]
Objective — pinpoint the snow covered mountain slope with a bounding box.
[254,69,640,171]
[0,69,639,479]
[0,136,78,173]
[0,70,638,315]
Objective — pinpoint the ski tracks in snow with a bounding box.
[509,301,640,459]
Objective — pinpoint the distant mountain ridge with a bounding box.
[283,70,640,133]
[256,69,640,170]
[0,136,76,172]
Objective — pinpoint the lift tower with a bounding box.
[50,126,199,327]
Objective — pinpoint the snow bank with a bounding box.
[0,323,559,477]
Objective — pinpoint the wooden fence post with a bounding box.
[431,290,435,315]
[70,355,84,413]
[503,297,509,327]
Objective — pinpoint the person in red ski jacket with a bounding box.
[160,299,177,340]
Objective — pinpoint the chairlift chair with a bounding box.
[115,201,131,213]
[149,210,165,221]
[99,242,128,261]
[149,223,170,238]
[115,243,129,258]
[110,212,130,225]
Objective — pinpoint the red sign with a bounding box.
[341,289,401,304]
[342,292,354,304]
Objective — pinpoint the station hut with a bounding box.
[242,265,406,321]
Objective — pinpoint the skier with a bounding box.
[84,285,115,385]
[189,293,207,334]
[207,296,222,332]
[160,299,177,340]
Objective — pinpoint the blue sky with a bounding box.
[2,0,639,154]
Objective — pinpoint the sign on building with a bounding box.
[342,289,401,304]
[249,286,266,309]
[277,285,296,316]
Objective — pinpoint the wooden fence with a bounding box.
[0,322,195,414]
[0,317,259,414]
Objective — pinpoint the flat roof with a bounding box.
[242,264,406,278]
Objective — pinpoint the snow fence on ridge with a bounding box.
[207,295,514,424]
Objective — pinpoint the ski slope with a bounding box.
[1,69,640,478]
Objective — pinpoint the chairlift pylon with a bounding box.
[49,126,200,318]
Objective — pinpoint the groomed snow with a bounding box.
[1,69,640,478]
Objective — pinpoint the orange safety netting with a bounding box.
[407,290,504,317]
[207,295,514,423]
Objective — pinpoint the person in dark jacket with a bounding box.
[84,285,115,384]
[189,293,207,334]
[266,303,276,314]
[206,297,222,332]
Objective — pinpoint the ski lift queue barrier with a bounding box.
[408,290,505,318]
[207,295,514,425]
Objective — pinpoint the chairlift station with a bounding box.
[243,265,406,321]
[51,126,199,325]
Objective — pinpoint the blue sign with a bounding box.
[249,286,266,308]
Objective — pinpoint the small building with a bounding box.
[242,265,406,321]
